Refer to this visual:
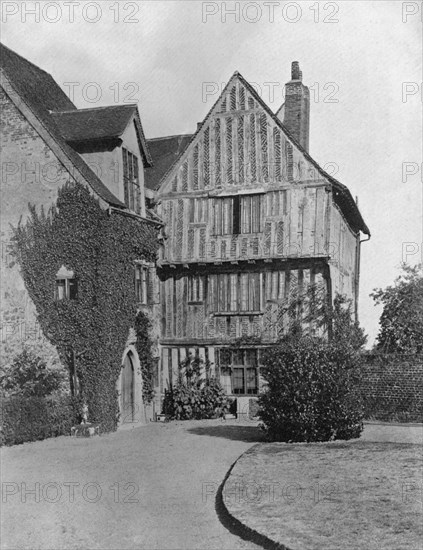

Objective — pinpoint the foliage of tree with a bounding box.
[162,353,228,420]
[370,264,423,354]
[1,394,81,446]
[0,349,67,398]
[11,182,158,431]
[258,291,366,442]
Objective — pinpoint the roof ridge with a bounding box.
[51,104,137,115]
[147,133,193,142]
[0,42,53,78]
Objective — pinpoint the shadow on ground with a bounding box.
[187,424,265,442]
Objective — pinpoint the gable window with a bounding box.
[213,194,263,235]
[55,266,77,300]
[135,264,149,304]
[123,148,140,214]
[188,275,204,303]
[189,198,208,224]
[208,273,261,313]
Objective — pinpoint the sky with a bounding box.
[2,0,422,346]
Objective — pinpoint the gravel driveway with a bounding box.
[1,419,263,550]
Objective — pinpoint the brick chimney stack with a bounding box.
[282,61,310,152]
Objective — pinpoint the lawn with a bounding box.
[223,440,423,550]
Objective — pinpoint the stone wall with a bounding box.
[0,87,74,367]
[360,356,423,423]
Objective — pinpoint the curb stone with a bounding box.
[215,444,291,550]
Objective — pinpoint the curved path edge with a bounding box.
[215,444,291,550]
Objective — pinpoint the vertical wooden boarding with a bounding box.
[187,229,194,260]
[297,189,305,254]
[230,85,237,111]
[171,348,179,386]
[215,118,221,188]
[290,188,299,256]
[182,276,188,337]
[226,116,233,184]
[305,187,317,256]
[260,113,268,182]
[315,187,325,256]
[193,145,199,190]
[203,127,210,188]
[237,115,244,184]
[285,142,294,181]
[277,221,284,256]
[161,348,169,393]
[264,221,272,255]
[249,113,257,182]
[273,128,282,182]
[176,199,184,260]
[166,278,173,337]
[239,85,246,110]
[181,161,188,192]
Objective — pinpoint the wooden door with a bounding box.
[121,353,135,422]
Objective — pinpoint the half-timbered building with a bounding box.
[147,62,370,415]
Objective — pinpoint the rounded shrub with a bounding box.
[258,335,363,442]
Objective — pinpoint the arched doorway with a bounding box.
[121,352,135,423]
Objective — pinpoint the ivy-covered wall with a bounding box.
[12,182,159,432]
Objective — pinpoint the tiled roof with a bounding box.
[0,42,75,113]
[0,42,125,207]
[50,105,153,167]
[145,134,193,190]
[51,105,136,142]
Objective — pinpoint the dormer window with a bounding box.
[55,266,77,300]
[135,263,149,305]
[123,148,141,214]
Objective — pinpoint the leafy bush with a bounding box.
[1,394,82,446]
[0,349,67,398]
[162,353,228,420]
[258,335,363,442]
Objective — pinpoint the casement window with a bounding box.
[135,264,149,305]
[189,198,208,224]
[265,271,282,302]
[216,348,259,395]
[213,194,263,235]
[123,148,141,214]
[240,194,263,234]
[188,275,204,303]
[56,278,78,300]
[55,266,77,300]
[266,190,287,217]
[208,272,261,313]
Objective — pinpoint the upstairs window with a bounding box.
[135,264,149,305]
[123,148,141,214]
[188,275,204,303]
[208,273,261,313]
[55,266,77,300]
[212,194,263,235]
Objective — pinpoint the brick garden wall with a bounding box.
[360,356,423,423]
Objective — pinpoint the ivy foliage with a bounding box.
[134,311,155,403]
[11,182,158,432]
